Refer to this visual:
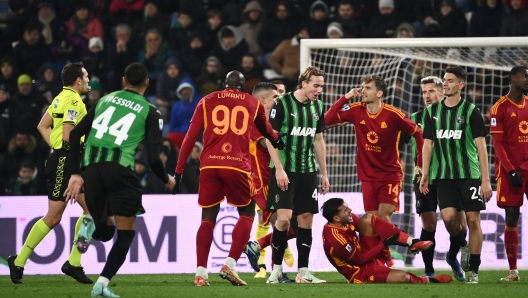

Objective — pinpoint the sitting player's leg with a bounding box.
[386,269,452,284]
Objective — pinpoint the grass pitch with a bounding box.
[1,270,526,298]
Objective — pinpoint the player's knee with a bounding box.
[93,223,116,242]
[275,217,290,230]
[42,215,62,228]
[505,208,520,226]
[422,221,437,232]
[465,213,481,230]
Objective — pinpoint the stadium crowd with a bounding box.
[1,0,527,195]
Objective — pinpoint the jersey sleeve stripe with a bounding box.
[384,106,406,118]
[202,97,208,128]
[491,96,508,115]
[331,228,347,245]
[254,101,260,120]
[489,131,503,134]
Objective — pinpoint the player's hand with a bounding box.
[345,87,361,100]
[419,173,429,194]
[275,168,290,191]
[414,166,423,184]
[481,179,492,203]
[64,174,84,203]
[271,133,286,150]
[320,174,330,195]
[165,174,176,192]
[508,170,523,187]
[382,233,400,246]
[171,173,182,194]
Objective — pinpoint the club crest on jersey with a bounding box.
[270,109,276,119]
[457,116,465,124]
[67,109,78,121]
[491,118,497,126]
[313,112,320,121]
[159,119,163,130]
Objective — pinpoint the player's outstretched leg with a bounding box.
[63,213,93,284]
[77,214,96,254]
[369,214,433,253]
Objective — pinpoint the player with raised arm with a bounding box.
[246,66,329,284]
[420,66,492,284]
[321,198,452,284]
[63,63,176,297]
[172,71,284,287]
[490,66,528,282]
[400,76,469,277]
[324,75,424,268]
[250,82,295,279]
[8,62,92,285]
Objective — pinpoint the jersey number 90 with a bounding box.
[212,105,249,135]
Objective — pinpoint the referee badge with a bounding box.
[313,112,319,121]
[456,116,465,124]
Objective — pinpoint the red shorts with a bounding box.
[496,175,528,207]
[353,259,392,284]
[198,168,256,208]
[362,181,401,212]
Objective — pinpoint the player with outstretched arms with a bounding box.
[172,71,284,287]
[324,75,424,268]
[490,66,528,282]
[420,66,492,284]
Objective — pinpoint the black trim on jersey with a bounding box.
[145,105,168,183]
[285,94,295,171]
[459,102,470,178]
[295,96,306,171]
[68,105,96,174]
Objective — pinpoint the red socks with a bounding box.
[408,273,428,283]
[196,220,215,268]
[505,225,518,270]
[227,216,254,260]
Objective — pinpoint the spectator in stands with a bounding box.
[109,0,145,27]
[35,63,62,103]
[181,31,209,80]
[239,53,264,94]
[134,150,165,194]
[179,142,202,194]
[106,23,138,92]
[0,84,16,161]
[268,25,309,91]
[437,0,467,37]
[395,22,417,38]
[6,0,39,42]
[13,23,52,79]
[138,28,172,96]
[239,1,265,57]
[469,0,503,37]
[307,1,330,39]
[257,2,298,69]
[132,0,171,42]
[180,0,223,24]
[11,75,48,138]
[82,37,106,81]
[4,160,45,196]
[67,3,104,58]
[366,0,404,38]
[196,56,224,95]
[0,56,18,96]
[161,138,178,176]
[85,80,103,111]
[213,25,249,72]
[168,11,196,54]
[155,57,188,122]
[34,1,66,46]
[0,131,42,192]
[90,0,112,26]
[39,0,75,25]
[201,9,224,50]
[413,0,442,37]
[167,78,200,149]
[330,0,363,38]
[353,0,381,24]
[327,22,344,39]
[501,0,528,36]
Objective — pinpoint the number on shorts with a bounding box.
[312,188,318,201]
[212,105,249,135]
[387,183,400,196]
[92,106,136,145]
[470,186,481,200]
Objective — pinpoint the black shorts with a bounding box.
[83,162,144,223]
[435,179,486,212]
[266,169,319,215]
[414,183,438,214]
[45,150,72,201]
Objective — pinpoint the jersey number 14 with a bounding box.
[92,106,136,145]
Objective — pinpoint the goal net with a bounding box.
[301,37,528,268]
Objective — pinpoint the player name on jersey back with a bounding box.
[104,95,144,113]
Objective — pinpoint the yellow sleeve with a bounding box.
[62,96,83,125]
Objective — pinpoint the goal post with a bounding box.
[302,37,528,268]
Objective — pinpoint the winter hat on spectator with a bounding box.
[327,22,344,38]
[17,74,32,86]
[379,0,394,10]
[38,1,55,10]
[89,80,102,93]
[194,142,203,153]
[89,37,104,51]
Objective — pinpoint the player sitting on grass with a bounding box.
[321,198,452,284]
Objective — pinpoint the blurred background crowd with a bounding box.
[0,0,526,195]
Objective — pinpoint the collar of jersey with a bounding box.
[63,86,79,94]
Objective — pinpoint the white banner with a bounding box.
[0,193,525,275]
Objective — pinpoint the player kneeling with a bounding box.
[321,198,452,284]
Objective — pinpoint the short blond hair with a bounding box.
[420,76,443,89]
[297,66,326,89]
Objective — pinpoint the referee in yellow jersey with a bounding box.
[8,62,93,284]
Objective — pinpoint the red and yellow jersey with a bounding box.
[331,100,421,181]
[249,127,271,190]
[490,95,528,176]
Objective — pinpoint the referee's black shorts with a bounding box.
[83,162,144,223]
[45,149,73,201]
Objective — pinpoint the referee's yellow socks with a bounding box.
[68,214,85,267]
[15,219,52,267]
[256,223,270,265]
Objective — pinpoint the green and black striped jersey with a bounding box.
[410,110,439,182]
[423,99,486,180]
[269,92,325,173]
